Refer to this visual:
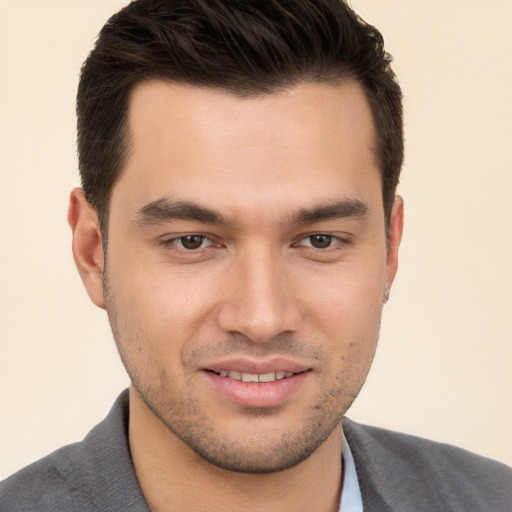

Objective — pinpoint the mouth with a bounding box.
[206,369,306,383]
[202,364,312,408]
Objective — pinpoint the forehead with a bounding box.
[112,80,381,221]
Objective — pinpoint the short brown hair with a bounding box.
[77,0,403,231]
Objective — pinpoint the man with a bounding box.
[1,0,510,510]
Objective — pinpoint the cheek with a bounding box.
[112,256,213,321]
[109,265,224,378]
[305,260,386,325]
[301,257,385,370]
[145,272,221,336]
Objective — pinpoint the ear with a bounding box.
[68,188,106,309]
[384,195,404,302]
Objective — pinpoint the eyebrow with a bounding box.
[133,197,369,227]
[290,200,369,225]
[134,199,234,226]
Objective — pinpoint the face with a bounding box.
[72,80,403,473]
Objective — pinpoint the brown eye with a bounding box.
[179,235,206,250]
[308,234,333,249]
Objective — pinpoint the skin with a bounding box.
[69,80,403,511]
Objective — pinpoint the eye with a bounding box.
[173,235,211,250]
[299,234,338,249]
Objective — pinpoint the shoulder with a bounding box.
[0,390,147,512]
[343,418,512,511]
[0,442,84,512]
[343,417,512,476]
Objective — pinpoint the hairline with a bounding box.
[97,75,388,246]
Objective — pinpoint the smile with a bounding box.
[204,368,311,407]
[211,370,297,382]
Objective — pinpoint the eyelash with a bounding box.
[295,234,347,250]
[161,233,349,252]
[161,234,216,251]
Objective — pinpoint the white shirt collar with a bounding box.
[339,429,363,512]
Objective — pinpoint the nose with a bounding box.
[216,247,302,343]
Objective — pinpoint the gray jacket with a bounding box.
[1,390,511,511]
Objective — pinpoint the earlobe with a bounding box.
[384,195,404,302]
[68,188,106,309]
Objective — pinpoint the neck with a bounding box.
[128,387,343,512]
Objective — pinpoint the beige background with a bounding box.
[0,0,511,479]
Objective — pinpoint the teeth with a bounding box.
[219,370,296,382]
[241,373,259,383]
[258,372,276,383]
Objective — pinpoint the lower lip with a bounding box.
[203,371,310,408]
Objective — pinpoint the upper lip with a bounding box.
[203,357,311,375]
